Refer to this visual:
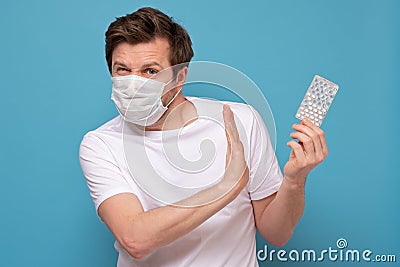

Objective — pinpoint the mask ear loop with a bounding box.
[163,74,183,108]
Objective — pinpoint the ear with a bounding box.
[175,66,188,90]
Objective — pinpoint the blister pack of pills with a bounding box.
[295,75,339,126]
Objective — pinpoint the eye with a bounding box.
[145,68,158,75]
[114,66,131,76]
[115,67,131,74]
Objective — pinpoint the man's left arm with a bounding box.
[252,118,328,246]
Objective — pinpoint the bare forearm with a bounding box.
[257,177,306,246]
[122,176,247,258]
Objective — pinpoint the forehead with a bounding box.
[112,38,171,68]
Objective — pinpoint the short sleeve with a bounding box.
[247,107,283,200]
[79,132,137,213]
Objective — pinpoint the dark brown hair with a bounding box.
[105,7,194,73]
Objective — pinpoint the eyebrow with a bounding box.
[113,61,130,69]
[141,62,163,69]
[113,61,163,70]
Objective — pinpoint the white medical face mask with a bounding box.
[111,74,178,126]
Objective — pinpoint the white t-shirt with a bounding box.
[79,97,283,267]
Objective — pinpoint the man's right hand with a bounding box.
[221,104,249,194]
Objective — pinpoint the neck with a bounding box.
[144,94,197,131]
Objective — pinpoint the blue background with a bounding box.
[1,0,398,266]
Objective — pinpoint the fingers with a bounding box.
[223,104,245,165]
[222,105,248,186]
[290,131,315,156]
[223,104,240,143]
[223,105,232,165]
[301,118,328,157]
[291,118,328,161]
[287,140,306,163]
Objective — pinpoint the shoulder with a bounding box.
[220,100,259,128]
[89,115,124,135]
[188,96,257,120]
[80,115,123,152]
[222,100,254,114]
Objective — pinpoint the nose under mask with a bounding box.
[111,74,179,126]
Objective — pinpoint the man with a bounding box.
[79,7,328,266]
